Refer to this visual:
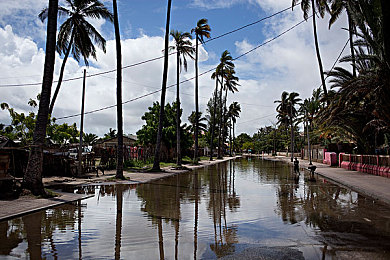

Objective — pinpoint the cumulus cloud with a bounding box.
[0,1,352,137]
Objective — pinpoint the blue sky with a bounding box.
[0,0,349,137]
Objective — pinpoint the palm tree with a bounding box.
[112,0,124,179]
[228,102,241,156]
[191,18,211,163]
[188,111,207,135]
[25,0,58,196]
[216,51,234,159]
[209,64,222,160]
[83,133,98,145]
[292,0,330,101]
[169,30,195,166]
[39,0,113,116]
[222,69,239,154]
[152,0,172,171]
[287,92,301,162]
[275,91,291,156]
[328,0,357,77]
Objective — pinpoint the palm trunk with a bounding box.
[381,0,390,65]
[232,121,235,155]
[346,9,356,77]
[217,69,224,159]
[290,104,294,162]
[222,88,228,156]
[229,118,232,156]
[24,0,58,196]
[209,77,218,160]
[176,52,181,166]
[311,0,328,101]
[48,31,74,115]
[153,0,172,171]
[194,36,199,164]
[113,0,124,179]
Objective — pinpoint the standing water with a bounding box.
[1,158,390,259]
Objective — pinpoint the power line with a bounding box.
[56,17,309,120]
[0,3,298,88]
[236,113,277,125]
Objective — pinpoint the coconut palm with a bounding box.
[328,0,358,77]
[292,0,330,101]
[216,51,234,159]
[191,18,211,163]
[83,133,98,145]
[169,30,195,166]
[112,0,124,179]
[228,102,241,156]
[209,64,222,160]
[39,0,113,115]
[152,0,172,171]
[221,68,239,156]
[287,92,301,162]
[25,0,58,196]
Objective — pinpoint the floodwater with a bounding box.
[1,158,390,259]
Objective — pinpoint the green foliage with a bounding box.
[0,98,80,145]
[136,101,193,155]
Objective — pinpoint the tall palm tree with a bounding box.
[39,0,113,115]
[287,92,301,162]
[25,0,58,196]
[191,18,211,163]
[169,30,195,166]
[209,64,222,160]
[275,91,291,155]
[216,51,234,159]
[152,0,172,171]
[292,0,330,101]
[228,102,241,156]
[328,0,357,77]
[222,69,239,154]
[113,0,124,179]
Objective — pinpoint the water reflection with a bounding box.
[1,158,390,259]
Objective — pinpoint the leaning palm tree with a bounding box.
[169,30,195,166]
[292,0,330,101]
[152,0,172,171]
[25,0,58,196]
[112,0,124,179]
[39,0,113,116]
[191,18,211,164]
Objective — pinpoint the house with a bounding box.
[94,135,138,149]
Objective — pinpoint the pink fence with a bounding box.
[339,154,390,178]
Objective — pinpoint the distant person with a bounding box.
[294,157,300,174]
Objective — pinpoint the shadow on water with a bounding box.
[1,158,390,259]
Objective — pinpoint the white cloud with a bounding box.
[0,1,352,138]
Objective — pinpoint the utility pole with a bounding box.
[78,69,86,176]
[306,109,312,165]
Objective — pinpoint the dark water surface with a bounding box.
[1,158,390,259]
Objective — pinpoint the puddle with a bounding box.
[1,158,390,259]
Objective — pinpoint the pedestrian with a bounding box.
[294,157,300,174]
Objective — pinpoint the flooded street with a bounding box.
[1,158,390,259]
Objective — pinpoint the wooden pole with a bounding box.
[78,69,86,176]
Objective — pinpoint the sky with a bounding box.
[0,0,350,138]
